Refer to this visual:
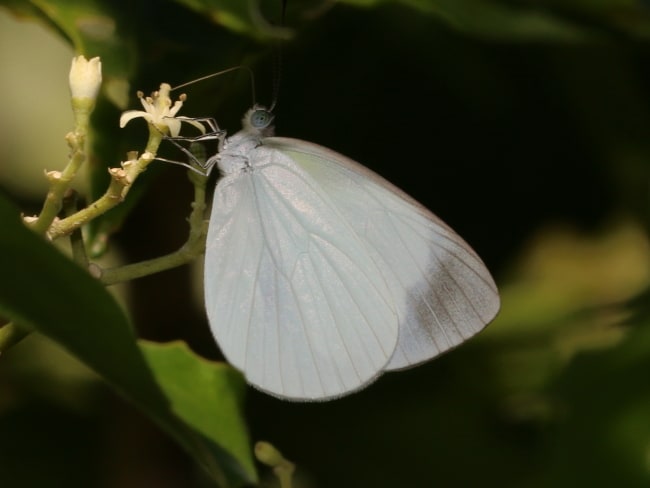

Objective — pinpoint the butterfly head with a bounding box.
[242,105,275,137]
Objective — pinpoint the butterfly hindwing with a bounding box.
[204,143,399,400]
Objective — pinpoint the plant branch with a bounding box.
[47,128,163,241]
[29,99,96,235]
[62,189,90,269]
[97,164,209,286]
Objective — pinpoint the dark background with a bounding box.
[1,1,649,487]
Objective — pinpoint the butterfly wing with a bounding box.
[204,143,398,400]
[265,137,500,371]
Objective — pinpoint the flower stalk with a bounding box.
[28,56,103,235]
[97,144,210,285]
[47,77,212,279]
[46,80,202,240]
[47,149,157,240]
[5,56,214,353]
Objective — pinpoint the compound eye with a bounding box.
[250,109,273,129]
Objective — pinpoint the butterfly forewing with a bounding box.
[266,137,500,370]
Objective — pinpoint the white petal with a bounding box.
[69,56,102,99]
[168,100,183,118]
[139,97,156,114]
[119,110,151,128]
[166,118,181,137]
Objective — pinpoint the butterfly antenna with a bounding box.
[171,65,256,104]
[268,0,288,112]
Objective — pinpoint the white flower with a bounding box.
[69,56,102,100]
[119,83,205,137]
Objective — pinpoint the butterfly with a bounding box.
[200,105,499,401]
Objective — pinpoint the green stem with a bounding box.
[0,322,32,353]
[98,236,204,285]
[47,129,163,240]
[30,100,94,235]
[99,164,208,285]
[62,189,90,269]
[274,466,295,488]
[254,442,295,488]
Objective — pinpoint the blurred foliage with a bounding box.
[0,0,649,487]
[0,195,255,485]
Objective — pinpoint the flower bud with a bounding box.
[69,56,102,100]
[254,441,284,467]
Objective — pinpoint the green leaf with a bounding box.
[336,0,650,40]
[169,0,291,40]
[0,193,256,487]
[340,0,595,40]
[545,299,650,485]
[140,340,256,478]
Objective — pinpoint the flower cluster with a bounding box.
[119,83,206,137]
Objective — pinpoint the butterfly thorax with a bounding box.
[216,130,263,175]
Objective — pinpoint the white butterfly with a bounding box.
[202,106,500,401]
